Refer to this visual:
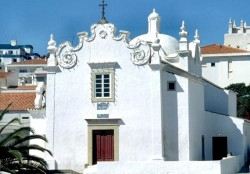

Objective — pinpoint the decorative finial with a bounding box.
[47,34,56,53]
[194,29,200,44]
[98,0,108,24]
[245,21,247,27]
[179,21,188,41]
[233,20,236,28]
[47,34,57,66]
[229,17,232,24]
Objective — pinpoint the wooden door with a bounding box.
[212,137,227,160]
[92,130,114,164]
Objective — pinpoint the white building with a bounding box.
[5,58,47,85]
[225,19,250,50]
[201,44,250,88]
[0,40,40,70]
[0,70,18,88]
[32,9,250,174]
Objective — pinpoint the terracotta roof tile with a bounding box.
[0,93,35,111]
[11,58,47,65]
[8,86,37,90]
[0,71,12,78]
[201,44,249,54]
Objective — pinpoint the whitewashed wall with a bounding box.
[46,24,157,172]
[0,112,30,133]
[85,156,244,174]
[202,56,250,87]
[188,78,205,160]
[204,81,229,115]
[204,111,245,160]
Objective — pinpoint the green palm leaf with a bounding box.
[0,117,21,134]
[0,104,52,173]
[0,103,12,121]
[0,127,34,146]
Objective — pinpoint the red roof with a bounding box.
[0,71,12,78]
[0,93,35,111]
[8,86,37,90]
[201,44,249,54]
[11,58,47,65]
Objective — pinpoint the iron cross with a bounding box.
[99,0,107,19]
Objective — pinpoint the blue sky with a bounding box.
[0,0,250,55]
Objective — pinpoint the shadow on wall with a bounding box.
[204,80,230,116]
[163,73,184,160]
[204,112,245,161]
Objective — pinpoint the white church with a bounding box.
[8,7,250,174]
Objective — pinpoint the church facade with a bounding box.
[35,10,250,174]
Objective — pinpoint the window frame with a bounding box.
[91,69,115,102]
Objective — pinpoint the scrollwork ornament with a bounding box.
[99,30,108,39]
[131,49,150,65]
[58,51,78,69]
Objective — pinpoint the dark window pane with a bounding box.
[104,88,110,92]
[104,74,109,78]
[104,79,110,83]
[104,93,110,97]
[96,80,102,83]
[96,75,102,79]
[96,93,102,97]
[104,84,110,87]
[96,89,102,92]
[96,84,102,88]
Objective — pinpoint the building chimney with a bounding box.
[11,40,17,46]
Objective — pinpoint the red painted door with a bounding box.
[93,130,114,164]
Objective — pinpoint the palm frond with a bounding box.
[23,154,48,168]
[0,164,16,174]
[0,103,12,121]
[0,127,34,146]
[21,162,47,174]
[0,117,22,134]
[12,134,48,147]
[17,144,53,156]
[8,149,23,164]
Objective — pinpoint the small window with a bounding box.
[211,62,215,67]
[168,82,176,91]
[13,58,17,62]
[91,69,115,102]
[19,69,27,73]
[9,51,13,55]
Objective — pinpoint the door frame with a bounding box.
[88,125,119,165]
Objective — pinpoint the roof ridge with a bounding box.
[201,43,250,54]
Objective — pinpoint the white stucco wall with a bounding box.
[0,112,30,134]
[227,90,237,117]
[188,78,204,160]
[202,59,220,85]
[29,110,47,158]
[204,81,229,115]
[202,56,250,87]
[6,72,18,87]
[46,24,158,172]
[85,156,244,174]
[224,33,250,50]
[204,111,245,160]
